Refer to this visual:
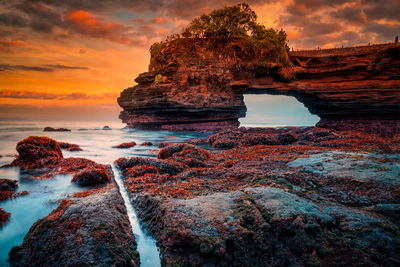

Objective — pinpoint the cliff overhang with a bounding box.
[118,43,400,136]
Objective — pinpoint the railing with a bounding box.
[289,42,397,57]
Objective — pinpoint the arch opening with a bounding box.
[239,94,320,127]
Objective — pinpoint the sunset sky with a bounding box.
[0,0,399,122]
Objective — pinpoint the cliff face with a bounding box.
[118,43,400,135]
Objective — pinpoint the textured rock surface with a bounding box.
[116,127,400,266]
[58,142,83,152]
[133,187,400,266]
[6,136,63,169]
[118,43,400,135]
[9,187,140,266]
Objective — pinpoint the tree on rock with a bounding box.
[150,3,291,75]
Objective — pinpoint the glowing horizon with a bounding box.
[1,0,398,121]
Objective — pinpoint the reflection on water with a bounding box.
[0,122,207,266]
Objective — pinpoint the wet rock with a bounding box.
[58,142,83,152]
[9,187,140,266]
[0,208,10,227]
[0,179,17,192]
[43,127,71,132]
[158,141,170,148]
[124,165,159,178]
[115,157,188,176]
[113,142,136,149]
[186,138,207,145]
[6,136,63,169]
[276,133,298,145]
[102,126,111,130]
[133,187,400,266]
[158,143,210,167]
[140,142,153,146]
[72,165,112,186]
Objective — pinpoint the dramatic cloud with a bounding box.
[0,12,28,27]
[64,10,141,45]
[279,0,400,48]
[0,64,89,72]
[0,90,116,100]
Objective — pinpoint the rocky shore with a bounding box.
[1,136,140,266]
[115,127,400,266]
[1,127,399,266]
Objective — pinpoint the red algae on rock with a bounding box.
[9,187,140,266]
[0,208,11,227]
[5,136,63,170]
[141,141,153,146]
[58,142,83,152]
[72,165,112,186]
[113,142,136,149]
[115,126,400,266]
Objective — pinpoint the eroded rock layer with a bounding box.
[118,43,400,135]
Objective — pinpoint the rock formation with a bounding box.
[115,127,400,266]
[118,43,400,135]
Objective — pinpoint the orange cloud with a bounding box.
[150,17,168,25]
[64,10,140,46]
[0,90,118,100]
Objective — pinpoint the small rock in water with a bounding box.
[4,136,63,169]
[58,142,83,152]
[141,141,153,146]
[113,142,136,149]
[43,127,71,132]
[0,179,18,192]
[103,126,112,130]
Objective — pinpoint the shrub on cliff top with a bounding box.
[150,3,291,73]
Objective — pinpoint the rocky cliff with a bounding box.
[118,43,400,135]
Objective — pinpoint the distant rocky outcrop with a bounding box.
[118,43,400,135]
[44,127,71,132]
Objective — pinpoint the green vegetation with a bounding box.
[154,74,164,84]
[149,3,291,74]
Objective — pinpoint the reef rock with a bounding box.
[9,187,140,266]
[72,165,112,186]
[118,43,400,135]
[113,142,136,149]
[133,187,400,266]
[7,136,63,169]
[58,142,83,152]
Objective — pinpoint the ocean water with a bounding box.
[0,121,207,266]
[240,94,320,127]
